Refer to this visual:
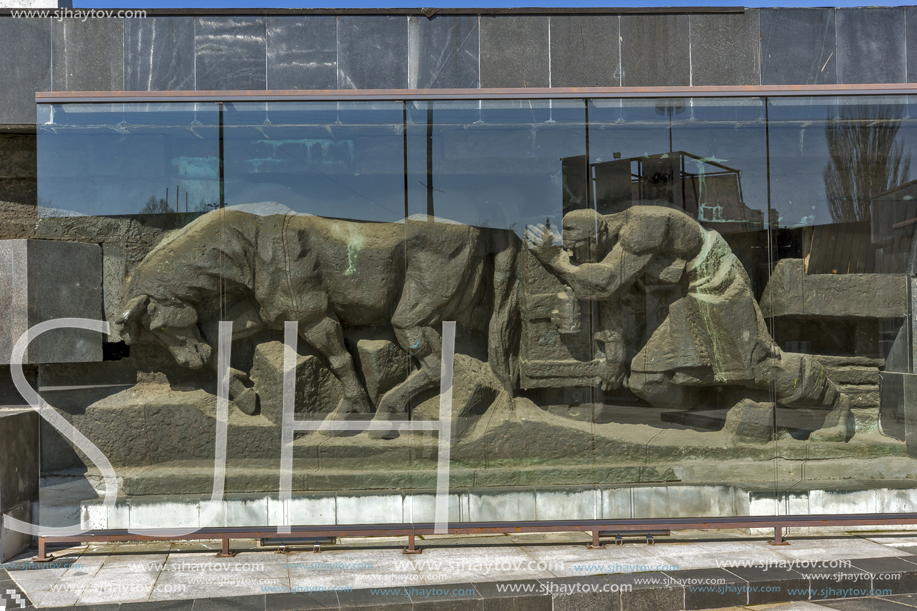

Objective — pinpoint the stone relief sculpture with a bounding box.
[109,203,857,447]
[32,200,912,503]
[525,206,852,442]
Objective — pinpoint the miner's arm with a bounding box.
[543,244,655,300]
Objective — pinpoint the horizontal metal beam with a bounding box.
[34,84,917,104]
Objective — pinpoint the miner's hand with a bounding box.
[525,223,562,264]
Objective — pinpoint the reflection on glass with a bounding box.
[224,102,405,222]
[825,102,911,223]
[37,103,220,219]
[25,96,917,533]
[765,97,917,515]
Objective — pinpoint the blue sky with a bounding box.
[73,0,915,9]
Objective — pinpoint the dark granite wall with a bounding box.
[0,7,915,126]
[0,368,39,517]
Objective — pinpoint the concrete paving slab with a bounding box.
[766,603,843,610]
[404,544,559,582]
[767,538,909,562]
[814,596,917,609]
[31,574,88,607]
[518,541,664,576]
[14,532,917,608]
[74,571,158,606]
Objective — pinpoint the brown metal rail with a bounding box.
[33,83,917,104]
[33,513,917,561]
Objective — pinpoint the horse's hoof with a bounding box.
[317,415,347,437]
[367,417,399,440]
[318,426,346,438]
[809,423,847,443]
[367,427,399,440]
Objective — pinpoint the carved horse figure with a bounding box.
[116,209,518,436]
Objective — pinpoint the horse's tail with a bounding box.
[487,230,521,393]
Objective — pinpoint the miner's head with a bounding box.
[562,209,610,263]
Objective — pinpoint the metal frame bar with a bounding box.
[33,83,917,104]
[32,514,917,560]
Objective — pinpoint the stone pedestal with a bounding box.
[0,239,103,364]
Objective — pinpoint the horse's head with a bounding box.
[115,294,212,369]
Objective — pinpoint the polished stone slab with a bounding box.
[265,591,339,610]
[408,15,479,89]
[52,18,123,92]
[721,565,810,605]
[760,8,836,85]
[124,17,194,92]
[539,575,619,611]
[0,18,50,125]
[109,601,193,611]
[0,240,103,364]
[267,16,337,90]
[690,11,760,86]
[670,567,747,609]
[0,409,37,564]
[195,17,266,91]
[337,16,408,89]
[550,15,619,88]
[837,8,906,84]
[909,9,917,84]
[190,595,266,611]
[600,572,685,611]
[472,580,551,611]
[848,556,917,594]
[620,14,690,87]
[480,16,549,88]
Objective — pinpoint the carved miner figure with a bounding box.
[526,206,851,442]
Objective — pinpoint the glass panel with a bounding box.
[34,102,223,531]
[586,98,773,520]
[224,101,405,222]
[766,96,917,516]
[38,102,220,218]
[24,93,917,538]
[404,99,595,522]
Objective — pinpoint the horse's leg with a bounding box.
[200,314,261,416]
[367,321,443,440]
[301,315,372,434]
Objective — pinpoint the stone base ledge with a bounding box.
[29,479,917,532]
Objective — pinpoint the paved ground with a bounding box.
[5,529,917,609]
[714,599,917,609]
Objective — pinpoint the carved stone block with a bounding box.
[760,258,906,319]
[250,340,342,425]
[355,339,410,407]
[722,399,775,443]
